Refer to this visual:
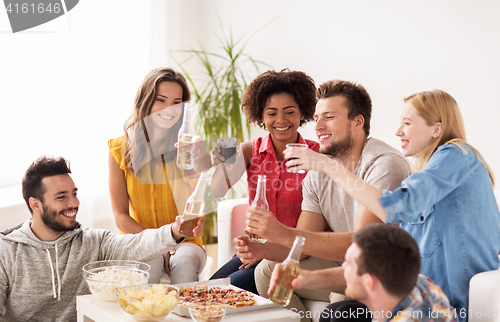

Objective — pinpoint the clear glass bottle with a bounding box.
[176,102,196,170]
[179,172,209,238]
[270,235,305,306]
[249,174,268,243]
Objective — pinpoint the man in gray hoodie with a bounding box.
[0,156,202,321]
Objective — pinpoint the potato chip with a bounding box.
[117,284,178,321]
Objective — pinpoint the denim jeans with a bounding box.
[210,255,259,294]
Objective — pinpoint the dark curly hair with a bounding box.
[241,69,316,129]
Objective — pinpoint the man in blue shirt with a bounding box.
[269,224,456,322]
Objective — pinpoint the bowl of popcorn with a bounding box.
[82,260,150,301]
[189,302,227,322]
[117,284,179,321]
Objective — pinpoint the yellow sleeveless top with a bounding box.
[108,136,203,246]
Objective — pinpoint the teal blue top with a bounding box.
[381,144,500,322]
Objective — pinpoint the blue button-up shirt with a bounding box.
[380,143,500,322]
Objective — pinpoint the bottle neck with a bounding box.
[286,237,305,262]
[190,173,209,201]
[182,106,191,126]
[180,104,194,134]
[255,177,266,200]
[252,176,269,209]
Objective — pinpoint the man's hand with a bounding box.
[246,206,288,244]
[234,235,264,269]
[267,263,311,295]
[172,214,205,241]
[268,265,347,295]
[284,145,335,173]
[163,249,176,276]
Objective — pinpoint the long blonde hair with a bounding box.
[123,68,191,170]
[405,89,494,187]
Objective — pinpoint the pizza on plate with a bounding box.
[178,285,256,308]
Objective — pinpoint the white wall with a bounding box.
[0,1,156,230]
[171,0,500,176]
[1,0,499,229]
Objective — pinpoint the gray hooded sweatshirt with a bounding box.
[0,220,180,321]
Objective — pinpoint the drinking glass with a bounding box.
[285,143,308,174]
[217,137,238,165]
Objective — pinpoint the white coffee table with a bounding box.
[76,294,295,322]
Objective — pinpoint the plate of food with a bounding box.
[172,278,276,316]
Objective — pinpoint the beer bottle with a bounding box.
[179,172,209,238]
[249,174,268,243]
[270,235,305,306]
[177,102,196,170]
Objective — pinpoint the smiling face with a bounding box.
[38,174,79,233]
[342,243,368,302]
[314,96,355,158]
[148,81,184,129]
[262,93,304,145]
[396,103,440,157]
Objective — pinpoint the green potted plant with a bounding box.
[172,27,272,244]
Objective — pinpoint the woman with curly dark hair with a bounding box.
[210,69,319,293]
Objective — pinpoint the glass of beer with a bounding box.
[285,143,308,174]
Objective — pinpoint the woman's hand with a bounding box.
[163,248,176,276]
[212,142,224,164]
[192,214,205,238]
[212,140,242,166]
[285,145,387,222]
[174,136,212,173]
[191,136,212,173]
[191,136,208,162]
[284,145,336,174]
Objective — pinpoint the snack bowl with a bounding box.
[117,284,179,321]
[83,260,150,301]
[189,302,227,322]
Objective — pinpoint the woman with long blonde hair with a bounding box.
[272,89,500,322]
[108,68,211,284]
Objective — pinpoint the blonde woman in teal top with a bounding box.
[283,89,500,322]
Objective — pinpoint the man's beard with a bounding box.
[41,205,79,233]
[319,128,355,160]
